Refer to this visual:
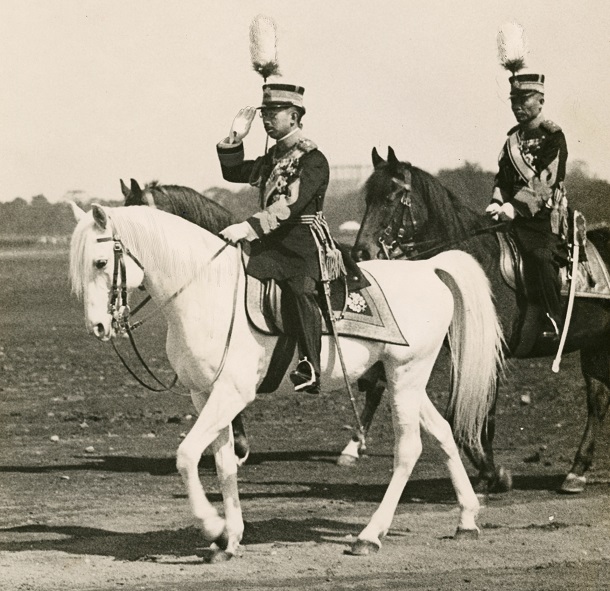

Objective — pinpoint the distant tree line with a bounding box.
[1,161,607,243]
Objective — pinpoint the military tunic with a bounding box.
[216,138,330,282]
[492,120,569,260]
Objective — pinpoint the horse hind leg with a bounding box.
[453,384,512,494]
[420,396,481,537]
[350,379,425,556]
[561,345,610,494]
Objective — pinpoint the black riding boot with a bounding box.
[532,251,563,337]
[281,276,322,393]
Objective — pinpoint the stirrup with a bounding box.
[542,313,561,339]
[290,357,318,392]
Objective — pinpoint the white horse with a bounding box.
[69,203,504,560]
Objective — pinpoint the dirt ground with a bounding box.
[1,249,609,590]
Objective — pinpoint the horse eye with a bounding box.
[94,259,108,269]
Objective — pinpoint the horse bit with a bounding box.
[378,167,420,260]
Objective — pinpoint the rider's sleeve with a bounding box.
[216,138,258,183]
[246,150,330,238]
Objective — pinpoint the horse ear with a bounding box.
[69,201,87,222]
[387,146,399,169]
[91,204,108,230]
[120,179,130,199]
[372,147,385,168]
[130,178,143,201]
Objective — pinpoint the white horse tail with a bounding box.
[432,250,505,453]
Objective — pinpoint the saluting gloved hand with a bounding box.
[220,222,252,244]
[229,107,257,144]
[497,202,516,221]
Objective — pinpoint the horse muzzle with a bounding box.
[89,318,114,341]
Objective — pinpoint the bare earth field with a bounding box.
[1,249,609,590]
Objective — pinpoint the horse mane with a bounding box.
[70,205,234,302]
[410,167,488,240]
[365,163,488,245]
[70,215,96,300]
[145,182,236,234]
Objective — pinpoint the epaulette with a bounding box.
[297,137,318,153]
[540,119,562,133]
[507,124,520,136]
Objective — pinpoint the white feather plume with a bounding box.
[249,14,280,79]
[497,21,529,74]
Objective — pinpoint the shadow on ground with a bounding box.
[0,516,360,561]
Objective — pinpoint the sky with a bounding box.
[1,0,609,203]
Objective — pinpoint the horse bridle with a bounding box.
[95,231,236,392]
[96,235,144,333]
[377,167,420,260]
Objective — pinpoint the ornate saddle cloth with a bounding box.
[497,232,610,300]
[245,270,409,346]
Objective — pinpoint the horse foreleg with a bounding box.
[562,346,610,494]
[231,412,250,466]
[208,427,244,559]
[350,389,422,556]
[419,396,480,536]
[176,387,247,558]
[337,362,386,466]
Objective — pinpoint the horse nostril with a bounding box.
[352,248,370,262]
[93,323,105,337]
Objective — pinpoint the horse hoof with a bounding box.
[560,473,586,494]
[489,467,513,493]
[235,449,250,467]
[212,528,230,551]
[234,438,250,464]
[348,539,380,556]
[454,527,479,540]
[207,549,234,563]
[336,454,358,467]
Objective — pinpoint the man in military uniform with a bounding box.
[486,72,569,336]
[217,83,330,393]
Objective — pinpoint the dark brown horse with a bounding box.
[120,179,251,463]
[346,147,610,494]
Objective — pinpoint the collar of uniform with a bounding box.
[273,128,303,159]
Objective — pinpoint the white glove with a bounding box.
[229,107,256,144]
[220,222,252,244]
[485,202,502,219]
[497,202,516,221]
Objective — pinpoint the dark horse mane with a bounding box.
[365,161,491,248]
[124,180,236,235]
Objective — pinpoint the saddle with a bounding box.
[245,266,409,393]
[497,215,610,356]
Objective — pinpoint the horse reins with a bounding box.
[96,232,238,393]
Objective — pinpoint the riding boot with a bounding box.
[282,276,322,393]
[535,258,563,338]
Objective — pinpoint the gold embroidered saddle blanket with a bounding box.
[245,269,409,346]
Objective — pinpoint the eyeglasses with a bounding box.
[259,107,289,119]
